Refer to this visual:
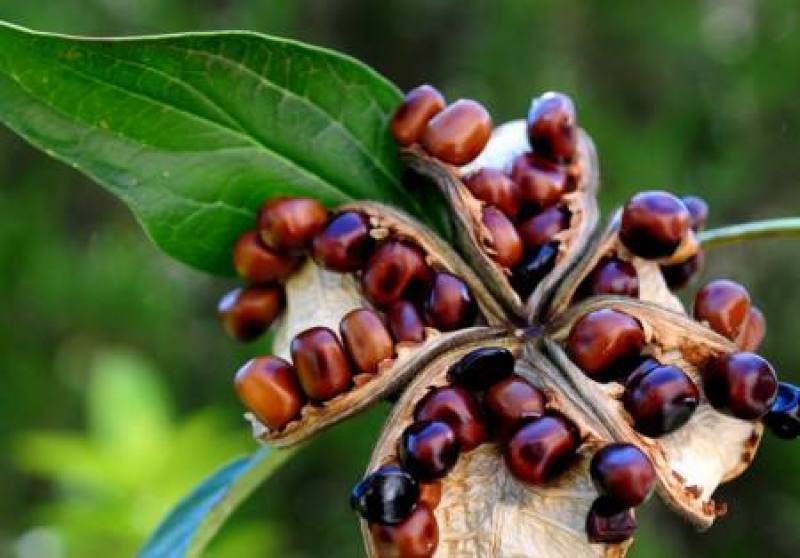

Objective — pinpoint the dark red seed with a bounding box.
[362,240,433,307]
[621,357,662,387]
[418,481,442,509]
[218,286,284,342]
[290,327,352,401]
[386,300,427,344]
[482,207,524,268]
[399,420,461,481]
[737,306,766,352]
[693,279,751,340]
[257,197,329,251]
[232,230,301,283]
[391,85,446,147]
[566,309,646,382]
[703,351,778,420]
[234,356,304,431]
[511,153,568,209]
[526,92,578,163]
[421,99,492,165]
[619,191,690,259]
[623,364,700,436]
[464,168,521,218]
[312,211,373,272]
[351,465,419,525]
[484,375,547,440]
[423,272,478,331]
[578,257,639,299]
[517,206,570,249]
[511,242,559,298]
[590,443,656,508]
[504,414,580,485]
[586,497,637,544]
[447,346,515,391]
[682,195,709,232]
[661,252,704,291]
[340,309,394,375]
[414,386,487,452]
[370,504,439,558]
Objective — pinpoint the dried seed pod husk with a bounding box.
[544,296,763,529]
[363,329,632,558]
[401,121,600,323]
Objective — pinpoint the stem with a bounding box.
[699,218,800,249]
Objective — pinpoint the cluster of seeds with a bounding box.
[222,197,485,433]
[391,86,584,299]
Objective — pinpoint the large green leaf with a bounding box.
[139,445,298,558]
[0,21,431,275]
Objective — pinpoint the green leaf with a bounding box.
[139,445,298,558]
[0,21,435,275]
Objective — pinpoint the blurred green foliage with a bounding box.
[0,1,798,557]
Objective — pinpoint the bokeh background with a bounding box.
[0,1,798,556]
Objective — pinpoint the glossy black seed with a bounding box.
[447,347,515,391]
[586,497,637,544]
[661,252,704,291]
[350,465,420,525]
[511,242,558,298]
[765,382,800,439]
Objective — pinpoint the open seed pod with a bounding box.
[400,120,600,323]
[544,296,763,528]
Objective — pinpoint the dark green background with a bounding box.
[0,1,798,556]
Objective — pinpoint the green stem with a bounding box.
[699,218,800,249]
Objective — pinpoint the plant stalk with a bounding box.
[699,218,800,249]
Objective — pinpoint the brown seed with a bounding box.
[483,375,547,441]
[703,351,778,420]
[421,99,492,165]
[482,207,524,268]
[527,92,578,164]
[586,497,637,544]
[391,84,446,147]
[423,272,478,331]
[340,308,395,374]
[312,211,373,272]
[590,443,656,508]
[738,306,766,352]
[619,191,690,259]
[418,481,442,509]
[661,251,705,291]
[578,257,639,299]
[257,197,329,251]
[362,240,433,307]
[682,195,709,232]
[370,504,439,558]
[232,230,300,283]
[386,301,427,344]
[566,309,646,382]
[693,279,751,340]
[504,414,580,485]
[414,386,487,452]
[511,153,568,209]
[464,168,521,218]
[290,327,352,401]
[234,356,304,431]
[517,206,570,248]
[623,364,700,437]
[218,286,284,342]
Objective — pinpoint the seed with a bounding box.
[511,242,559,298]
[234,356,304,431]
[482,207,524,268]
[391,84,446,147]
[311,211,373,272]
[414,386,487,452]
[464,168,521,218]
[257,197,329,251]
[340,309,395,375]
[370,504,439,558]
[586,497,637,544]
[621,356,662,386]
[623,364,700,436]
[526,92,578,164]
[399,420,461,481]
[290,326,353,401]
[682,195,709,232]
[386,300,426,344]
[504,414,580,485]
[566,309,646,382]
[693,279,751,340]
[483,375,547,441]
[510,153,568,209]
[362,240,433,307]
[351,465,420,525]
[218,286,284,342]
[765,382,800,439]
[232,230,301,283]
[418,481,442,509]
[703,351,778,420]
[661,252,704,291]
[578,256,639,299]
[447,346,515,391]
[590,443,656,508]
[737,306,766,352]
[619,191,690,259]
[517,206,570,249]
[421,99,492,165]
[423,272,478,331]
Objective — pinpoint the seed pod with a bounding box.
[421,99,492,165]
[694,279,751,340]
[340,308,395,375]
[369,504,439,558]
[258,197,329,251]
[232,230,301,283]
[703,352,778,420]
[481,206,524,268]
[234,356,304,431]
[312,211,374,272]
[511,153,568,209]
[464,168,521,218]
[527,91,578,164]
[291,326,353,401]
[218,286,284,342]
[391,84,446,147]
